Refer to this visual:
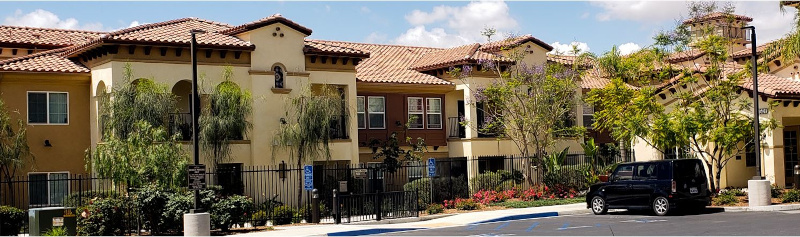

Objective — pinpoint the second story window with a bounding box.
[28,92,68,125]
[274,66,284,89]
[408,97,424,129]
[368,96,385,129]
[583,103,594,130]
[426,98,442,129]
[356,96,366,129]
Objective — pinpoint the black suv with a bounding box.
[586,159,711,216]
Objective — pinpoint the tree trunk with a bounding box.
[705,162,716,194]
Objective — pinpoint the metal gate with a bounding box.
[333,190,418,223]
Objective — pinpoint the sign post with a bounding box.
[187,164,207,191]
[427,158,436,205]
[304,165,314,191]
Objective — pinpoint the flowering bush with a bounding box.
[454,198,480,210]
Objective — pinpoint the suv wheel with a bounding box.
[591,196,608,215]
[652,196,670,216]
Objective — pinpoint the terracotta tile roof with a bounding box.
[0,26,103,48]
[303,40,369,57]
[479,34,553,52]
[103,18,251,49]
[666,49,706,63]
[655,62,743,91]
[547,54,593,67]
[741,73,800,97]
[682,12,753,24]
[580,69,637,90]
[0,47,88,73]
[409,43,513,71]
[731,41,776,59]
[220,14,312,36]
[307,40,450,85]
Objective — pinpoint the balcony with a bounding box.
[169,113,192,141]
[329,115,349,139]
[448,117,465,138]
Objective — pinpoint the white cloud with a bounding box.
[325,5,331,12]
[618,42,641,55]
[734,1,796,43]
[580,12,590,19]
[549,41,590,56]
[360,6,371,14]
[393,0,518,48]
[364,32,388,44]
[4,9,142,32]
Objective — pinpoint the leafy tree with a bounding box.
[87,63,187,189]
[586,2,780,192]
[450,36,583,160]
[274,84,346,202]
[0,98,34,204]
[201,66,253,168]
[761,2,800,70]
[370,117,427,173]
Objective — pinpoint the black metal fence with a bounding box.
[0,151,631,234]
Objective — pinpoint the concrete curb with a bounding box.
[342,214,457,225]
[721,203,800,212]
[470,209,591,224]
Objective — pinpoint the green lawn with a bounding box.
[493,197,585,208]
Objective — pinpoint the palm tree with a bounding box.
[274,84,346,204]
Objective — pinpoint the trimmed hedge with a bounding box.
[0,206,26,236]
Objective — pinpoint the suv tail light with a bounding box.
[671,180,677,193]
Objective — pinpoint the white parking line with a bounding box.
[620,219,667,223]
[558,226,593,230]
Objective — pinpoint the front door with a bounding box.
[785,128,799,188]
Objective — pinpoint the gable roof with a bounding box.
[303,40,369,57]
[220,14,312,36]
[666,49,706,63]
[409,43,513,71]
[0,47,89,73]
[0,26,103,48]
[306,40,450,85]
[682,12,753,24]
[478,34,553,52]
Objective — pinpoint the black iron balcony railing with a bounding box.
[169,113,192,141]
[329,115,349,139]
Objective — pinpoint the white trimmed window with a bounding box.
[356,96,366,129]
[367,96,385,129]
[28,172,69,206]
[28,92,69,125]
[426,98,442,129]
[582,103,594,130]
[408,97,424,129]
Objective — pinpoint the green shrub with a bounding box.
[782,189,800,203]
[134,184,170,234]
[251,210,268,226]
[273,206,297,225]
[455,199,480,210]
[161,191,193,232]
[403,176,469,210]
[426,203,444,214]
[725,188,747,197]
[63,190,119,208]
[297,203,327,222]
[0,206,25,236]
[44,226,68,236]
[211,195,253,231]
[469,171,505,192]
[77,198,126,236]
[713,193,738,206]
[772,184,783,198]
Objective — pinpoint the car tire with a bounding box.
[652,196,670,216]
[591,196,608,215]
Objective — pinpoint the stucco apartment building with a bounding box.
[627,12,800,188]
[0,13,594,202]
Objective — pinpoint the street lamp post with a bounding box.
[184,29,210,236]
[742,26,763,180]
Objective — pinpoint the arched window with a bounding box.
[274,66,284,88]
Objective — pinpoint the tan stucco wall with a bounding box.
[0,73,91,175]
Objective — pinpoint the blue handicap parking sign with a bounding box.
[304,165,314,190]
[427,158,436,177]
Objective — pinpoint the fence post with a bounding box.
[78,174,83,207]
[375,191,382,221]
[414,189,419,217]
[333,189,340,224]
[311,189,320,223]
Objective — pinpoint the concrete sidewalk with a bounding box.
[232,203,589,236]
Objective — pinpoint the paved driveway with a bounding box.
[378,209,800,236]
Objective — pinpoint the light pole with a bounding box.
[190,28,206,210]
[742,26,763,180]
[184,29,210,236]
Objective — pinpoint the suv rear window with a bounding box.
[673,160,706,183]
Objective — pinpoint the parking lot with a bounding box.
[379,209,800,236]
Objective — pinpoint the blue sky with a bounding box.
[1,1,795,55]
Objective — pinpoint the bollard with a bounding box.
[311,189,320,223]
[333,189,340,224]
[795,165,800,190]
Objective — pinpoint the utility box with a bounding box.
[28,207,77,236]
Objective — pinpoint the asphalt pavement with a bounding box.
[378,209,800,236]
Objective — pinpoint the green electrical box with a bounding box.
[28,207,77,236]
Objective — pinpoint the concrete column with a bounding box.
[748,179,772,207]
[183,212,210,236]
